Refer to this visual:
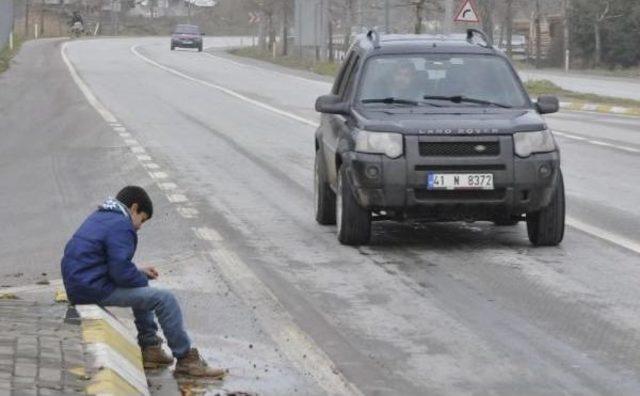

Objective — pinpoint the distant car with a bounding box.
[171,24,204,52]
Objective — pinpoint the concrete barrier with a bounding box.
[76,305,150,396]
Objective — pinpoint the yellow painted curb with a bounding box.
[86,368,141,395]
[560,101,640,116]
[81,319,143,370]
[76,305,150,396]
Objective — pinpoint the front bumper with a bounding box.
[343,134,560,221]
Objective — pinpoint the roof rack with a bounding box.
[466,29,493,49]
[366,29,381,49]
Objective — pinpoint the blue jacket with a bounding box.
[61,198,149,304]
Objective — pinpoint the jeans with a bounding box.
[99,287,191,358]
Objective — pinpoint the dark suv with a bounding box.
[171,24,204,52]
[314,30,564,246]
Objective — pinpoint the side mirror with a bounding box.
[315,94,350,116]
[535,95,559,114]
[201,32,205,36]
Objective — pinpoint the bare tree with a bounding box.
[593,1,621,66]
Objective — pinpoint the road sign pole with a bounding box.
[384,0,390,34]
[444,0,453,34]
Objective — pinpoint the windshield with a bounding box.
[358,54,529,108]
[175,25,200,34]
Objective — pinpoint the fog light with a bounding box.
[539,165,552,178]
[365,166,380,178]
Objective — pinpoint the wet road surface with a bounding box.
[1,37,639,395]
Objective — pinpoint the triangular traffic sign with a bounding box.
[454,0,480,23]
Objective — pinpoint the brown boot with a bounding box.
[174,348,226,379]
[142,344,174,369]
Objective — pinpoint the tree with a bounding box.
[592,1,622,66]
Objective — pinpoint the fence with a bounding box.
[0,0,14,51]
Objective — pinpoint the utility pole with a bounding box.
[444,0,453,34]
[384,0,390,33]
[24,0,30,38]
[39,0,44,37]
[563,0,570,72]
[282,0,288,56]
[506,0,513,58]
[535,0,542,69]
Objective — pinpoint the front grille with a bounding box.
[415,189,506,201]
[415,164,506,171]
[419,142,500,157]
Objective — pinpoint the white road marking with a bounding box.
[554,129,640,153]
[63,44,360,393]
[207,244,362,396]
[119,132,132,138]
[149,171,168,180]
[204,52,331,87]
[124,139,139,146]
[167,194,188,203]
[176,206,199,219]
[176,207,199,218]
[192,227,223,242]
[61,42,118,123]
[142,162,160,170]
[157,182,178,190]
[113,126,127,133]
[137,154,152,162]
[131,45,320,128]
[131,146,146,154]
[133,45,640,255]
[567,217,640,255]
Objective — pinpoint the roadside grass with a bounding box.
[524,79,640,108]
[0,36,23,75]
[231,47,640,110]
[229,46,340,77]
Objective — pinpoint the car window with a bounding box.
[358,54,529,107]
[332,51,355,95]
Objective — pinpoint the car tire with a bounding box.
[336,165,371,246]
[314,151,336,225]
[526,170,565,246]
[198,45,203,52]
[171,45,175,51]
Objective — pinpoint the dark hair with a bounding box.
[116,186,153,219]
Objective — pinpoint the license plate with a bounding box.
[428,173,494,190]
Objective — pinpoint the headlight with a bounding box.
[355,130,403,158]
[513,130,557,158]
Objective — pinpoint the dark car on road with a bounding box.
[171,24,204,52]
[314,30,565,246]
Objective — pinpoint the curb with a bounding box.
[76,305,150,396]
[560,101,640,116]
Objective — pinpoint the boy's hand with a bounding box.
[141,266,159,280]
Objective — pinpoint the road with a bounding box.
[518,69,640,101]
[1,37,640,395]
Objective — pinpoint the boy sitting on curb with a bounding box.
[61,186,224,378]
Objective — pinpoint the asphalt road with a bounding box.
[518,69,640,101]
[1,37,640,395]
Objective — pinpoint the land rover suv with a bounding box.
[314,30,565,246]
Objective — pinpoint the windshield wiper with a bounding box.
[361,97,420,106]
[423,95,513,108]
